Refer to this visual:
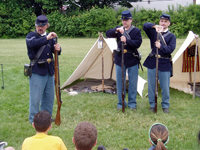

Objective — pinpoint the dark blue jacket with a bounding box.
[106,26,142,67]
[143,22,176,71]
[26,31,61,76]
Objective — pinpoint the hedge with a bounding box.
[1,4,200,38]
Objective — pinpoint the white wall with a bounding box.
[115,0,193,11]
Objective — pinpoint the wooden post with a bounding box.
[98,32,104,92]
[1,64,4,89]
[193,35,199,99]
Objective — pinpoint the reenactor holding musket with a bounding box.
[143,13,176,113]
[106,10,142,111]
[26,15,61,123]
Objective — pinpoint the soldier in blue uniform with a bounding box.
[106,10,142,110]
[26,15,61,123]
[143,13,176,113]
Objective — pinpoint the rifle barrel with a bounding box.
[122,41,125,113]
[155,32,159,113]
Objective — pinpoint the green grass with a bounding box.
[0,38,200,150]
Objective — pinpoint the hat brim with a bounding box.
[121,17,132,20]
[160,17,170,21]
[35,23,47,27]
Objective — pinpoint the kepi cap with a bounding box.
[35,15,48,26]
[160,13,170,21]
[121,10,132,20]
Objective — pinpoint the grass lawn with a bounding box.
[0,37,199,150]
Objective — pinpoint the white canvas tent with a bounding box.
[61,36,147,97]
[170,31,200,94]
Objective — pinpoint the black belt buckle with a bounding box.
[114,48,121,55]
[38,60,46,65]
[149,52,155,59]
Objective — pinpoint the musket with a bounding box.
[54,37,62,125]
[121,41,125,113]
[155,32,159,113]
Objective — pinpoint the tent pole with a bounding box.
[98,32,104,92]
[193,35,199,99]
[102,48,104,92]
[110,52,114,79]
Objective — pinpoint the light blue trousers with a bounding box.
[29,73,55,123]
[116,64,138,108]
[147,68,170,108]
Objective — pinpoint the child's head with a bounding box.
[73,121,97,150]
[33,110,51,132]
[149,123,169,150]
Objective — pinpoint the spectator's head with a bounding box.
[149,123,169,150]
[73,121,97,150]
[33,110,52,133]
[35,15,50,34]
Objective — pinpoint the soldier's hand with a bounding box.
[116,27,124,34]
[155,40,161,49]
[154,25,163,33]
[47,32,57,40]
[54,43,60,51]
[120,36,126,43]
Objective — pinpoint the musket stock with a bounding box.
[54,37,62,125]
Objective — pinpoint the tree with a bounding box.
[35,0,65,15]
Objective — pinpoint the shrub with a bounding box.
[1,4,200,38]
[0,3,36,38]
